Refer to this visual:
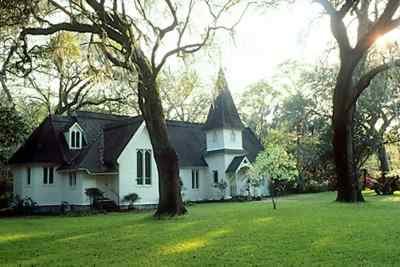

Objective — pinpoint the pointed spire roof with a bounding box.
[203,68,244,131]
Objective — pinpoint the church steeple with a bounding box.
[204,68,244,131]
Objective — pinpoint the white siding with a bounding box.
[13,165,63,205]
[206,129,242,152]
[61,171,85,205]
[206,130,225,151]
[204,153,231,199]
[180,168,209,201]
[12,166,109,206]
[222,129,243,150]
[118,122,159,205]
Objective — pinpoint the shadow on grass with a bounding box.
[2,192,400,266]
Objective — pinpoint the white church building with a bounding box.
[9,70,267,209]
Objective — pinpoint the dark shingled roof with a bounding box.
[9,116,69,165]
[226,155,246,173]
[167,121,208,167]
[242,128,264,162]
[10,111,263,172]
[203,69,244,131]
[103,117,143,166]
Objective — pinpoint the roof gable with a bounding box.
[226,155,247,173]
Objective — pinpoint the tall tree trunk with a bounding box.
[333,61,365,202]
[377,141,390,176]
[137,69,186,217]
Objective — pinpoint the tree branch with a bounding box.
[350,59,400,109]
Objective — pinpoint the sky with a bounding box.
[196,1,333,94]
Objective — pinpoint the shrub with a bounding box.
[85,188,104,208]
[9,195,37,215]
[214,180,228,200]
[0,178,12,209]
[272,179,298,196]
[122,193,140,209]
[304,180,329,193]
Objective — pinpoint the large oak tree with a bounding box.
[317,0,400,202]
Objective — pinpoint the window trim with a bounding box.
[137,149,144,185]
[43,167,55,185]
[136,149,152,186]
[144,150,152,185]
[69,172,77,188]
[69,123,84,150]
[192,169,200,189]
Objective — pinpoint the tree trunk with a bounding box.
[333,61,365,202]
[137,69,186,217]
[296,124,305,192]
[377,140,390,176]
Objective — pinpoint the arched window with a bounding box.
[137,150,143,185]
[76,131,80,148]
[192,169,199,189]
[145,150,152,185]
[70,127,83,150]
[71,131,76,148]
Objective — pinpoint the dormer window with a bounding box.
[69,123,84,150]
[70,129,82,149]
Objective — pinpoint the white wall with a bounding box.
[206,129,242,152]
[61,171,85,205]
[180,168,209,201]
[13,165,64,206]
[12,165,119,206]
[206,130,224,151]
[222,129,243,150]
[204,153,231,199]
[118,122,159,205]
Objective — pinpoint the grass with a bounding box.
[1,191,400,266]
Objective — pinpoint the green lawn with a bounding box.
[1,192,400,266]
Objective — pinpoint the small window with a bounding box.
[137,150,143,185]
[49,167,54,184]
[43,167,48,184]
[145,150,152,185]
[27,167,31,185]
[69,172,77,187]
[43,167,54,184]
[213,170,218,184]
[192,169,199,189]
